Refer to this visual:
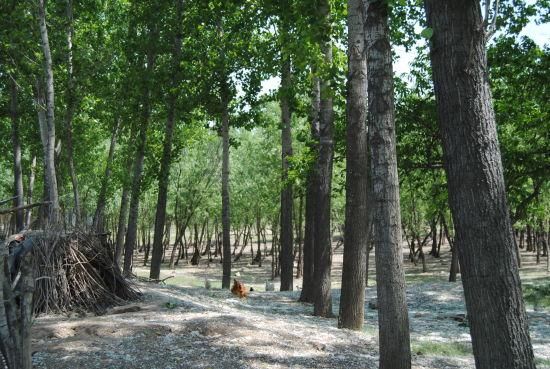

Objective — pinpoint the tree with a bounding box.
[149,0,185,280]
[64,0,81,225]
[92,119,120,233]
[366,1,411,367]
[10,79,24,232]
[278,1,295,292]
[425,0,535,368]
[313,0,335,318]
[338,0,368,330]
[299,77,320,303]
[37,0,60,224]
[122,3,160,276]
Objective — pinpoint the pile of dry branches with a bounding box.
[30,229,141,315]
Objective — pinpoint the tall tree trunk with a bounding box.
[442,214,459,282]
[279,41,294,291]
[338,0,368,331]
[92,119,120,232]
[38,0,60,224]
[11,79,24,232]
[221,78,232,289]
[115,148,133,266]
[65,0,81,225]
[150,0,184,280]
[25,157,36,228]
[299,77,320,303]
[295,193,304,278]
[367,1,411,368]
[425,1,535,368]
[123,46,156,276]
[313,0,334,318]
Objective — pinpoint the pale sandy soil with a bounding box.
[30,244,550,369]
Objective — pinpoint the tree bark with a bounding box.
[367,1,411,368]
[10,79,24,232]
[425,1,535,368]
[299,77,320,303]
[38,0,60,224]
[115,148,133,266]
[313,0,334,318]
[150,0,184,280]
[279,41,294,291]
[295,193,304,278]
[25,157,36,228]
[338,0,368,331]
[65,0,81,225]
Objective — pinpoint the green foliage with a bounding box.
[523,283,550,309]
[412,341,473,357]
[0,0,546,273]
[420,27,433,39]
[489,36,549,225]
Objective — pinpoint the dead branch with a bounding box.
[0,201,51,215]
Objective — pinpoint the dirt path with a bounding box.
[31,277,550,369]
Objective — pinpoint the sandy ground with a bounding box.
[30,244,550,369]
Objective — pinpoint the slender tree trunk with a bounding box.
[299,77,320,303]
[254,210,262,264]
[123,46,156,275]
[279,42,294,291]
[338,0,368,331]
[442,214,459,282]
[10,79,24,232]
[367,1,411,367]
[313,0,335,317]
[93,119,119,232]
[25,157,36,228]
[38,0,60,224]
[295,193,304,278]
[65,0,81,225]
[150,0,184,280]
[425,1,535,368]
[115,150,133,266]
[221,78,232,289]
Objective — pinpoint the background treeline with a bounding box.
[0,1,546,273]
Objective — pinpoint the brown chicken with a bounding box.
[231,279,249,298]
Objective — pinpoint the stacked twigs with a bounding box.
[31,229,141,315]
[0,230,140,368]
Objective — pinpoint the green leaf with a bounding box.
[420,27,434,39]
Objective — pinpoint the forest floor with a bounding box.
[31,244,550,369]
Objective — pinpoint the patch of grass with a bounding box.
[405,273,447,284]
[165,300,178,309]
[412,341,472,357]
[535,357,550,367]
[523,282,550,309]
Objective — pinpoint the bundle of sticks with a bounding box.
[13,229,141,315]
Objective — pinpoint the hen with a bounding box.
[231,279,249,298]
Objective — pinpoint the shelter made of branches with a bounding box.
[31,230,141,314]
[1,230,140,369]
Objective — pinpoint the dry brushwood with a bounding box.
[30,229,141,315]
[1,230,141,368]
